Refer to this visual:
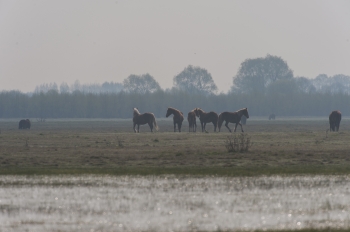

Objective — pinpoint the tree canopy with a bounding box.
[232,55,293,94]
[173,65,218,95]
[123,74,161,94]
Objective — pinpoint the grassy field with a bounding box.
[1,117,350,176]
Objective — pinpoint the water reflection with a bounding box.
[0,175,349,231]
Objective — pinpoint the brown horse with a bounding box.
[187,110,197,132]
[133,108,158,133]
[166,107,184,132]
[194,108,218,132]
[19,119,31,129]
[329,110,341,132]
[218,108,249,132]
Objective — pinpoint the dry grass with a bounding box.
[1,117,350,175]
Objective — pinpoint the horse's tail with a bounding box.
[153,114,159,131]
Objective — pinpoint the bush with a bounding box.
[224,133,252,153]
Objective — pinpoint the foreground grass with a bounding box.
[253,230,350,232]
[1,118,350,176]
[1,165,350,176]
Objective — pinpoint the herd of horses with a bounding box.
[134,107,250,133]
[17,109,341,133]
[133,107,343,133]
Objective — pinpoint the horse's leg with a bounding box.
[225,121,232,133]
[174,121,176,132]
[133,123,137,133]
[213,121,217,132]
[218,119,223,132]
[194,122,196,132]
[148,122,153,132]
[240,122,244,132]
[137,124,140,133]
[179,122,182,132]
[234,122,244,132]
[204,122,207,133]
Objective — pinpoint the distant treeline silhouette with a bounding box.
[0,89,348,118]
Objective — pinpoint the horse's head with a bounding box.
[197,108,205,117]
[166,108,171,117]
[243,108,249,119]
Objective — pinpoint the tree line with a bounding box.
[0,89,348,118]
[1,54,349,118]
[33,55,350,96]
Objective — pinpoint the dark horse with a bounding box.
[218,108,249,132]
[187,110,197,132]
[166,107,184,132]
[194,108,218,132]
[329,110,341,132]
[19,119,31,129]
[133,108,158,133]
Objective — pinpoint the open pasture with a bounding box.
[1,118,350,232]
[0,117,350,175]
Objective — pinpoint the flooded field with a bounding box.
[1,175,350,231]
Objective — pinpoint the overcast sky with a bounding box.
[1,0,350,93]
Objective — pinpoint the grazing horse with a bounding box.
[187,110,197,132]
[194,108,218,132]
[166,107,184,132]
[218,108,249,132]
[269,113,276,120]
[133,108,158,133]
[329,110,341,132]
[19,119,31,129]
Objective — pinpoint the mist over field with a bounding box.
[1,1,350,118]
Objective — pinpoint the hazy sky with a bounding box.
[1,0,350,93]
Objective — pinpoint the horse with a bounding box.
[269,113,276,120]
[218,108,249,132]
[194,108,218,132]
[166,107,184,132]
[187,110,197,132]
[19,119,31,129]
[329,110,341,132]
[133,108,158,133]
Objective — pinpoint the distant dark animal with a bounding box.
[187,110,197,132]
[269,113,276,120]
[166,107,184,132]
[218,108,249,132]
[241,115,247,125]
[194,108,219,132]
[133,108,158,133]
[329,110,341,132]
[19,119,31,129]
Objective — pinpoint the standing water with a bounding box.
[0,175,349,231]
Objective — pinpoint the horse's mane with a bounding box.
[133,108,141,117]
[236,108,247,112]
[195,108,205,113]
[168,107,181,113]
